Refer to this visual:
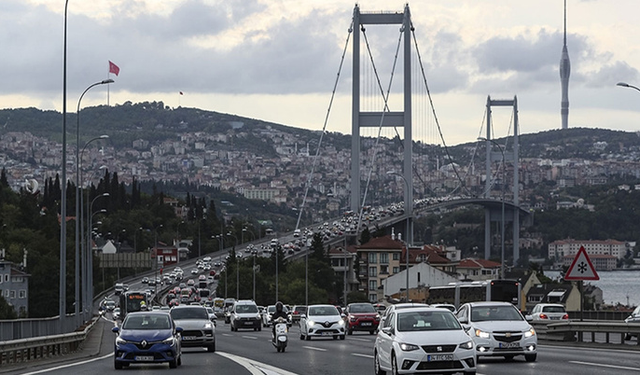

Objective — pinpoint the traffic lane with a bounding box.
[217,327,374,375]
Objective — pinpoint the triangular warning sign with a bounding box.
[564,246,599,281]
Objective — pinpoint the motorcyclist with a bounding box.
[271,301,288,341]
[140,301,148,311]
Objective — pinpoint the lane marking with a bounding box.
[302,346,327,352]
[352,353,374,359]
[569,361,640,372]
[349,337,372,342]
[242,335,258,340]
[217,351,299,375]
[20,353,112,375]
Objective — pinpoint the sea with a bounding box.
[545,270,640,308]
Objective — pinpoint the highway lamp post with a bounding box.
[60,0,69,326]
[87,193,108,308]
[75,81,113,325]
[478,137,506,279]
[153,224,163,296]
[79,135,108,321]
[387,171,411,302]
[252,251,257,301]
[236,257,240,300]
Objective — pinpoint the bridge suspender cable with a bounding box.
[294,21,354,231]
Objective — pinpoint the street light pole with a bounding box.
[153,224,163,296]
[80,135,108,322]
[387,171,411,302]
[617,82,640,93]
[60,0,69,325]
[87,193,108,314]
[75,80,113,324]
[478,137,506,279]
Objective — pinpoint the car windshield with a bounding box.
[308,306,339,316]
[123,314,171,330]
[542,306,566,313]
[236,304,258,313]
[170,307,208,320]
[350,304,375,313]
[471,305,523,322]
[397,310,461,332]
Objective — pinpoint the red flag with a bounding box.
[108,60,120,76]
[180,91,184,95]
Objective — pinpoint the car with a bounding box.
[112,307,121,320]
[205,307,218,326]
[103,300,116,312]
[299,304,346,340]
[624,305,640,339]
[141,277,149,284]
[112,311,183,369]
[290,305,306,324]
[263,304,291,327]
[456,301,537,362]
[374,306,476,375]
[431,303,457,313]
[169,305,216,352]
[528,303,569,321]
[344,302,380,335]
[230,300,262,331]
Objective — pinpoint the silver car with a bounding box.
[299,304,346,340]
[374,307,476,374]
[528,303,568,321]
[169,305,216,352]
[456,301,537,362]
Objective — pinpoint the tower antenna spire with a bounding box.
[560,0,571,129]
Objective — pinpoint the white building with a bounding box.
[381,262,458,300]
[548,239,630,260]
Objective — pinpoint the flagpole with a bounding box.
[107,67,110,106]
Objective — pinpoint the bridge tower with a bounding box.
[482,96,520,267]
[350,4,414,244]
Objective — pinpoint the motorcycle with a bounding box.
[272,317,288,352]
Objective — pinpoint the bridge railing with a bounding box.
[533,320,640,346]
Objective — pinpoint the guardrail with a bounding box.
[0,315,98,368]
[535,320,640,346]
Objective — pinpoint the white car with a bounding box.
[229,300,262,331]
[528,303,568,321]
[374,307,476,375]
[299,304,345,340]
[456,301,537,362]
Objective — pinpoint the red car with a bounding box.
[344,302,380,335]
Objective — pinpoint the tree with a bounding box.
[0,296,17,319]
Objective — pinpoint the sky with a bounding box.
[2,0,640,146]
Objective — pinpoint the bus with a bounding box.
[118,291,148,320]
[427,279,521,310]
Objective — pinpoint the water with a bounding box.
[545,270,640,307]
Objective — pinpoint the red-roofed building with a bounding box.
[456,258,501,281]
[403,245,458,274]
[356,235,404,302]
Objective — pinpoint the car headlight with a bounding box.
[475,329,490,338]
[524,328,536,338]
[163,337,176,346]
[338,319,345,326]
[459,340,474,350]
[115,336,129,346]
[399,343,419,351]
[307,320,316,326]
[204,323,213,330]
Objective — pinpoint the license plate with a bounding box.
[361,322,372,326]
[427,354,453,361]
[135,356,154,361]
[499,342,519,348]
[321,332,332,336]
[183,336,197,340]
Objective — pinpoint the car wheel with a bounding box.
[282,345,286,352]
[340,335,345,340]
[370,330,375,335]
[525,353,537,362]
[277,347,281,352]
[306,334,311,341]
[169,358,178,369]
[348,329,353,335]
[177,355,182,366]
[208,342,216,352]
[258,325,262,332]
[114,359,123,370]
[391,353,399,375]
[374,350,386,375]
[300,334,305,340]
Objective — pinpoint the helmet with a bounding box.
[275,301,283,313]
[140,301,148,311]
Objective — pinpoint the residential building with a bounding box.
[0,259,30,317]
[548,239,630,260]
[356,236,404,303]
[456,258,502,281]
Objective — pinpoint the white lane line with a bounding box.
[570,361,640,371]
[221,333,234,337]
[242,335,258,340]
[349,337,372,342]
[217,351,300,375]
[302,345,327,352]
[352,353,374,359]
[20,353,112,375]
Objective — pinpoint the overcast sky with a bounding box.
[2,0,640,145]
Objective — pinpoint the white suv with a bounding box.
[230,300,262,331]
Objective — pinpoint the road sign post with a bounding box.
[564,246,599,321]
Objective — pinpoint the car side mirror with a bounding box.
[457,316,468,324]
[175,326,184,333]
[525,315,533,322]
[381,326,393,335]
[300,314,306,319]
[112,327,120,334]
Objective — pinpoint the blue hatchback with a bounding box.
[112,311,183,369]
